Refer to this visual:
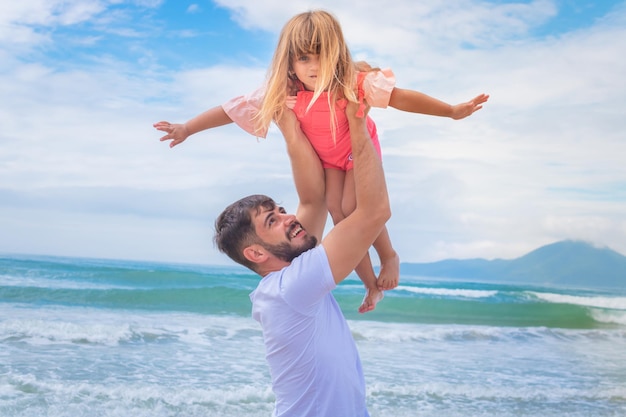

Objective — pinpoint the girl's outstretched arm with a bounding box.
[388,88,489,120]
[154,105,234,148]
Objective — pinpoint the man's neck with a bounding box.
[258,259,291,277]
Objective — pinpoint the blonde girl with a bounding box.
[154,10,488,313]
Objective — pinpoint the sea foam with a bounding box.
[528,292,626,310]
[396,285,497,298]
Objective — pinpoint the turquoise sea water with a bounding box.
[1,254,625,416]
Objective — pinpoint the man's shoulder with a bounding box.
[289,245,329,273]
[261,246,328,285]
[280,246,334,292]
[252,245,334,317]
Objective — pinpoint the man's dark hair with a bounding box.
[214,194,276,272]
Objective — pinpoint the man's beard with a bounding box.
[261,235,318,263]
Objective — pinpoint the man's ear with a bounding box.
[243,244,268,265]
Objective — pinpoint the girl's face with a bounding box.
[291,53,320,91]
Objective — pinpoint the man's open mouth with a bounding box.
[289,224,303,239]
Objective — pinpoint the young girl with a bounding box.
[154,10,488,313]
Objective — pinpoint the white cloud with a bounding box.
[0,1,108,45]
[187,4,201,14]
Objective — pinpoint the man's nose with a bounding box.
[282,213,297,225]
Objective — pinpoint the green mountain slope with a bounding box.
[400,240,626,289]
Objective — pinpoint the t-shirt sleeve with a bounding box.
[362,68,396,108]
[280,245,336,316]
[221,86,268,138]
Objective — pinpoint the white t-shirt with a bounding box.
[250,245,369,417]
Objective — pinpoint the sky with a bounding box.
[1,0,625,266]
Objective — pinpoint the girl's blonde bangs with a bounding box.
[289,21,322,58]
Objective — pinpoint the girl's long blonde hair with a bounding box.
[255,10,360,136]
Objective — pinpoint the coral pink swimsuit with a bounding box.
[292,85,380,170]
[222,69,396,171]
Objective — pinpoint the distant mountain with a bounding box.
[400,240,626,289]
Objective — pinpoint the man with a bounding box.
[214,101,390,417]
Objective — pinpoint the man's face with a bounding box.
[252,204,317,262]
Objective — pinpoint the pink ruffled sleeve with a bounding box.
[362,68,396,108]
[221,86,268,138]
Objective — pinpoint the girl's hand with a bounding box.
[153,121,190,148]
[450,93,490,120]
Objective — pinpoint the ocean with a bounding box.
[1,253,625,417]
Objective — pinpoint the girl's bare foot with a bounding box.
[358,287,384,314]
[377,252,400,291]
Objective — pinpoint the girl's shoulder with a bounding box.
[359,67,395,82]
[358,68,396,108]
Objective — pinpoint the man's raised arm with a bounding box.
[275,109,327,243]
[322,102,391,283]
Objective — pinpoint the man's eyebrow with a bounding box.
[263,210,274,228]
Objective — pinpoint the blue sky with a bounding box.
[1,0,625,265]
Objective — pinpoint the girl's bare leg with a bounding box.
[324,168,346,225]
[354,251,384,313]
[372,227,400,290]
[344,170,399,292]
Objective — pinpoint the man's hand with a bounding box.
[345,99,370,123]
[285,95,297,110]
[274,106,299,133]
